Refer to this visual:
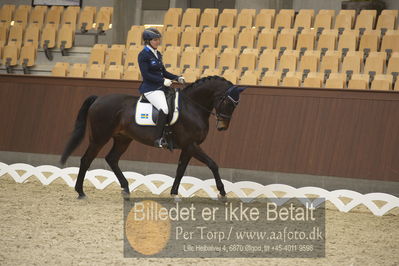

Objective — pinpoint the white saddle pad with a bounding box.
[135,92,180,126]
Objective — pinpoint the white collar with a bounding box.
[146,45,158,59]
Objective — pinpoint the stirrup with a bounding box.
[154,137,168,148]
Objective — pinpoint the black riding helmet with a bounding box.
[143,28,162,43]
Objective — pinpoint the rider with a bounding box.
[138,27,185,148]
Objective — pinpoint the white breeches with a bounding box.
[144,90,169,114]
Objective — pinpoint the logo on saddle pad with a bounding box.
[135,91,180,126]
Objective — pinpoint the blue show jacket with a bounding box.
[137,46,179,94]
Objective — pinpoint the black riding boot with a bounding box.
[154,110,168,148]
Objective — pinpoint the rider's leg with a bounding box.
[143,90,169,148]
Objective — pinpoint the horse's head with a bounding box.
[215,86,246,131]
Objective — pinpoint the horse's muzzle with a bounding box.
[217,120,230,131]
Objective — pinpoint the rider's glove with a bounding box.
[178,76,185,84]
[163,78,172,87]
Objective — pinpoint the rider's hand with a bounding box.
[163,78,172,87]
[178,76,185,84]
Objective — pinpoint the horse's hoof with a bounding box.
[77,194,87,200]
[218,193,227,201]
[171,194,182,202]
[121,190,130,200]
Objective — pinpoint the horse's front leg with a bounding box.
[189,143,226,197]
[171,148,192,196]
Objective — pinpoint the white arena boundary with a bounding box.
[1,162,398,216]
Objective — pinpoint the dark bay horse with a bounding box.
[60,76,245,199]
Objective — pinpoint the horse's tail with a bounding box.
[60,95,98,165]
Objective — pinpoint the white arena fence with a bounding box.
[1,162,398,216]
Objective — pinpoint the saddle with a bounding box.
[135,88,180,126]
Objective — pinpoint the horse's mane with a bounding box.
[183,76,233,91]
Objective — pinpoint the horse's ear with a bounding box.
[238,87,247,93]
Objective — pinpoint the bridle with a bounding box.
[181,85,240,121]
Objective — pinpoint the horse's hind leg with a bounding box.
[105,135,132,198]
[75,141,105,199]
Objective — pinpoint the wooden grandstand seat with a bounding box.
[181,9,199,28]
[199,27,218,49]
[204,8,219,16]
[282,71,301,87]
[279,50,299,72]
[217,30,235,50]
[89,44,107,65]
[57,24,74,50]
[29,6,47,28]
[296,28,316,52]
[126,25,144,48]
[338,9,356,27]
[123,65,141,80]
[8,24,24,47]
[180,47,199,70]
[0,23,8,45]
[342,51,363,74]
[376,14,396,31]
[86,64,105,78]
[3,44,19,66]
[13,5,29,28]
[237,28,255,50]
[124,45,142,68]
[325,73,346,88]
[0,4,15,24]
[364,52,386,74]
[163,8,181,27]
[163,48,179,68]
[387,52,399,74]
[260,70,281,86]
[319,9,335,16]
[276,28,296,51]
[199,12,217,29]
[274,12,292,30]
[348,74,370,89]
[163,27,181,47]
[41,23,57,49]
[52,62,69,77]
[181,29,199,48]
[254,13,273,30]
[107,44,124,66]
[222,9,238,16]
[338,31,358,52]
[199,48,217,69]
[68,63,86,77]
[217,12,235,29]
[62,7,79,29]
[355,13,375,31]
[381,30,399,53]
[45,7,62,27]
[303,72,323,88]
[359,30,380,52]
[239,70,259,85]
[222,68,239,83]
[314,13,333,31]
[78,6,96,32]
[317,29,338,51]
[236,12,253,29]
[258,49,279,72]
[23,24,40,48]
[95,7,113,31]
[19,45,36,67]
[182,68,201,82]
[320,50,340,73]
[371,74,393,90]
[294,12,313,30]
[105,65,123,79]
[300,51,319,72]
[219,48,237,71]
[238,51,257,71]
[256,28,277,50]
[334,14,352,31]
